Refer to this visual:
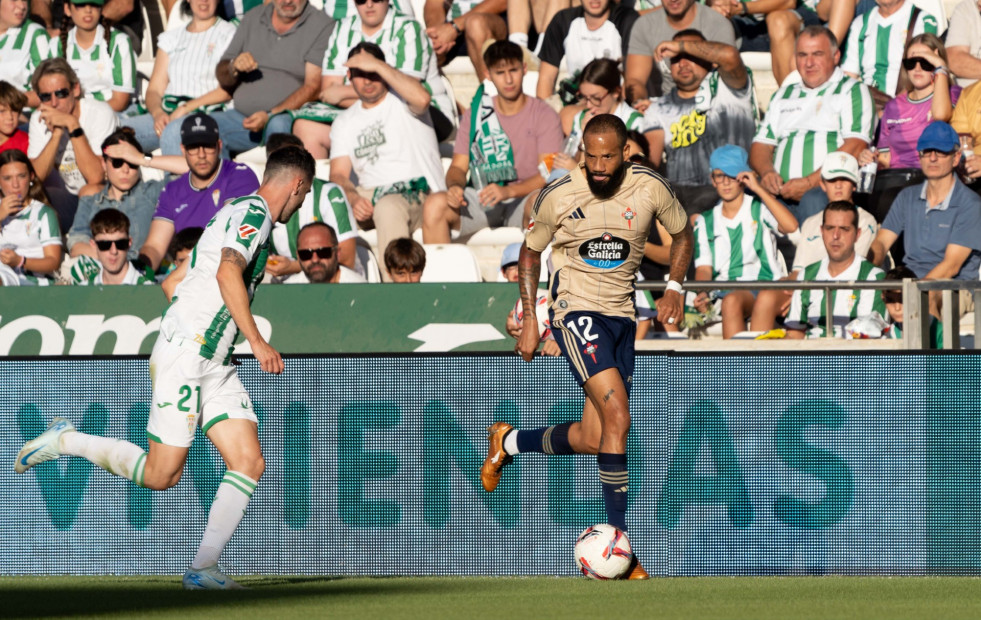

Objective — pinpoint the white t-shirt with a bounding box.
[945,0,981,88]
[28,99,119,196]
[330,90,445,192]
[157,19,237,98]
[159,195,271,364]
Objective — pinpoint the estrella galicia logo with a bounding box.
[578,232,629,269]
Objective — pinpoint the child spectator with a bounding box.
[882,265,943,347]
[0,81,28,154]
[384,237,426,283]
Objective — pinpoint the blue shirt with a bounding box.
[67,178,166,259]
[153,159,260,232]
[883,177,981,279]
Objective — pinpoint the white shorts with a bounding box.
[146,338,257,448]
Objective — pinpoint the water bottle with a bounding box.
[858,148,877,194]
[563,130,581,157]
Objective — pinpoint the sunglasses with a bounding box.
[297,246,334,261]
[902,57,936,72]
[354,0,383,5]
[95,238,131,251]
[38,88,70,103]
[918,149,955,158]
[669,54,713,70]
[105,157,132,169]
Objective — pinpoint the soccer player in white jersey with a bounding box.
[482,114,694,579]
[14,145,316,590]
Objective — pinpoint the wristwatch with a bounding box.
[449,19,462,34]
[69,126,85,139]
[143,153,153,165]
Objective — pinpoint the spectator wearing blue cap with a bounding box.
[692,144,798,338]
[499,241,521,282]
[869,120,981,319]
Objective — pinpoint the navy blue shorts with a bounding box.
[550,311,636,395]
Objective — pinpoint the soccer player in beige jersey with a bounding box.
[481,114,694,579]
[14,146,315,590]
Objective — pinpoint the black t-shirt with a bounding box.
[538,4,639,75]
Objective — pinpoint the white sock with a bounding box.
[503,430,520,455]
[60,432,147,486]
[508,32,529,48]
[531,36,544,57]
[191,471,257,570]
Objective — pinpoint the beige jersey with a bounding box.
[525,163,687,321]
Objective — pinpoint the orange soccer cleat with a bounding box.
[480,422,514,492]
[625,556,651,580]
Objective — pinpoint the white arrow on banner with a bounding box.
[408,323,507,352]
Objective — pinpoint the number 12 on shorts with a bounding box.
[566,316,599,345]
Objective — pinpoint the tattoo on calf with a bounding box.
[603,389,614,404]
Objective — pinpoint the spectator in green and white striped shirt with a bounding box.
[785,200,886,338]
[750,25,875,224]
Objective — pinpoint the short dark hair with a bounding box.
[263,144,315,185]
[0,80,27,115]
[673,28,706,41]
[822,200,858,228]
[583,113,628,149]
[298,221,338,246]
[798,25,838,55]
[90,208,130,237]
[348,41,386,62]
[384,237,426,272]
[169,226,203,258]
[101,126,143,154]
[266,133,305,154]
[884,266,916,282]
[483,40,523,71]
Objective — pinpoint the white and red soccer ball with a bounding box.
[513,295,551,342]
[574,524,634,580]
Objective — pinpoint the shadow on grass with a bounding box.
[0,575,439,618]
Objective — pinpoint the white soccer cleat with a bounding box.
[182,565,246,590]
[14,417,76,474]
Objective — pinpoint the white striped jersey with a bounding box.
[693,194,786,281]
[755,67,875,181]
[271,178,356,258]
[80,262,155,285]
[0,22,51,93]
[841,3,939,95]
[157,19,237,99]
[571,101,647,139]
[322,11,453,117]
[321,0,414,20]
[52,25,138,102]
[448,0,480,19]
[159,195,272,364]
[0,200,61,260]
[785,256,886,338]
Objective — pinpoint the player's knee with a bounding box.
[142,469,182,491]
[229,454,265,481]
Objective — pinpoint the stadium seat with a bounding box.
[420,244,484,282]
[355,238,382,283]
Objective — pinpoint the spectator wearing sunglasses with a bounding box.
[642,29,756,217]
[868,121,981,320]
[67,127,165,262]
[74,207,154,285]
[283,221,365,283]
[841,0,939,111]
[293,0,454,160]
[533,0,639,105]
[27,58,119,234]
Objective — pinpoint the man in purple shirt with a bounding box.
[137,113,260,270]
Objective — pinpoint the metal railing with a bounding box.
[636,278,981,349]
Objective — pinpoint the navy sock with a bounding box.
[597,452,628,531]
[515,422,575,455]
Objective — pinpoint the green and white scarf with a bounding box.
[161,95,225,115]
[372,176,429,205]
[468,84,518,187]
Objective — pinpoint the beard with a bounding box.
[585,161,628,200]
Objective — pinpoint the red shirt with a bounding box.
[0,130,28,155]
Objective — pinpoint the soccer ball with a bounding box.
[574,524,633,580]
[513,295,551,341]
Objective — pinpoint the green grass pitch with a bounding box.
[3,576,981,619]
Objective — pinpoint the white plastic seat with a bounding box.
[355,238,382,283]
[420,244,483,282]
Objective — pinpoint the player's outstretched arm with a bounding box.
[655,220,695,325]
[515,242,542,362]
[216,247,284,375]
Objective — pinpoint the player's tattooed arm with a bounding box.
[220,247,248,272]
[517,242,542,318]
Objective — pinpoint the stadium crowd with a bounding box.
[1,0,980,341]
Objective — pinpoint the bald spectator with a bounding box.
[283,222,367,283]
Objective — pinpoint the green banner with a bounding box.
[0,284,520,355]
